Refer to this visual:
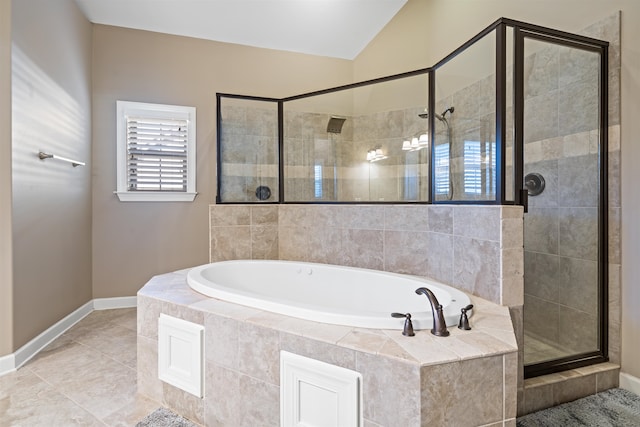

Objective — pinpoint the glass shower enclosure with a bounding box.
[519,31,608,376]
[215,18,609,378]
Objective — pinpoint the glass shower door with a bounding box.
[521,35,605,371]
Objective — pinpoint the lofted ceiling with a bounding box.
[74,0,408,60]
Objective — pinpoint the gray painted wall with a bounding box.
[0,0,13,356]
[10,0,92,349]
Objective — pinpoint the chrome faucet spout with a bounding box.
[415,287,450,337]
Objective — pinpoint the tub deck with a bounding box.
[137,269,518,426]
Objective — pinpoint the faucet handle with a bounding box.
[458,304,474,330]
[391,312,409,318]
[391,312,415,337]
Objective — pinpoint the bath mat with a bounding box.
[136,407,198,427]
[517,388,640,426]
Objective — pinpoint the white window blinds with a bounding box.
[434,143,450,195]
[116,101,197,202]
[464,141,482,194]
[127,117,189,192]
[463,140,496,196]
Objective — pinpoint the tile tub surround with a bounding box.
[210,204,524,308]
[137,270,518,427]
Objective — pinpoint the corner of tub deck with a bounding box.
[369,295,517,368]
[137,268,518,368]
[137,269,208,306]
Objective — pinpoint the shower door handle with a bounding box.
[519,188,529,213]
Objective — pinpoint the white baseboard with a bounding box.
[94,296,137,310]
[620,372,640,395]
[13,300,94,369]
[0,353,15,376]
[0,297,137,377]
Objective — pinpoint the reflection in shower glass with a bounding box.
[434,143,450,196]
[434,29,497,201]
[218,98,279,202]
[282,73,430,202]
[463,140,496,195]
[522,37,602,366]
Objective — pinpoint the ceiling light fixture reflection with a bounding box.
[403,132,428,152]
[367,148,388,162]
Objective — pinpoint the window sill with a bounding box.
[114,191,198,202]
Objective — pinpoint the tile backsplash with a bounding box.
[210,204,523,307]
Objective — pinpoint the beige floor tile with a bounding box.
[0,308,158,427]
[0,369,105,426]
[101,393,161,427]
[54,355,138,420]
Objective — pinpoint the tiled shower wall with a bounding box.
[284,107,432,202]
[219,104,279,203]
[222,104,432,203]
[210,204,524,307]
[435,75,503,202]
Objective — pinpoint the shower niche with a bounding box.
[216,18,610,379]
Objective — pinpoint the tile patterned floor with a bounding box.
[0,308,165,426]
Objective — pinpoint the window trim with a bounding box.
[115,101,197,202]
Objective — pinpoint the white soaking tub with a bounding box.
[187,260,471,330]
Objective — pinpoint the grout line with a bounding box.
[23,310,139,425]
[26,360,111,426]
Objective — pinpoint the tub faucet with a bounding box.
[415,287,450,337]
[391,312,415,337]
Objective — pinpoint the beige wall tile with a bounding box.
[251,225,279,259]
[162,382,204,425]
[278,226,310,261]
[211,225,251,261]
[137,295,161,339]
[307,225,342,264]
[341,229,384,269]
[501,218,523,249]
[453,206,501,241]
[251,205,278,225]
[205,314,239,370]
[453,237,500,303]
[427,206,453,233]
[421,355,503,426]
[210,205,251,226]
[137,336,163,402]
[205,363,240,427]
[384,205,429,231]
[358,351,421,427]
[596,368,620,392]
[238,375,280,427]
[504,352,519,419]
[384,230,429,276]
[552,374,596,405]
[424,232,454,284]
[237,322,280,385]
[279,332,357,370]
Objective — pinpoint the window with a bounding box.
[314,163,323,199]
[464,141,482,195]
[116,101,197,201]
[434,143,450,195]
[463,140,496,196]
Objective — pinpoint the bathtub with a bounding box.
[187,260,472,330]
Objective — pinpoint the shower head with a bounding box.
[418,106,455,122]
[327,116,346,133]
